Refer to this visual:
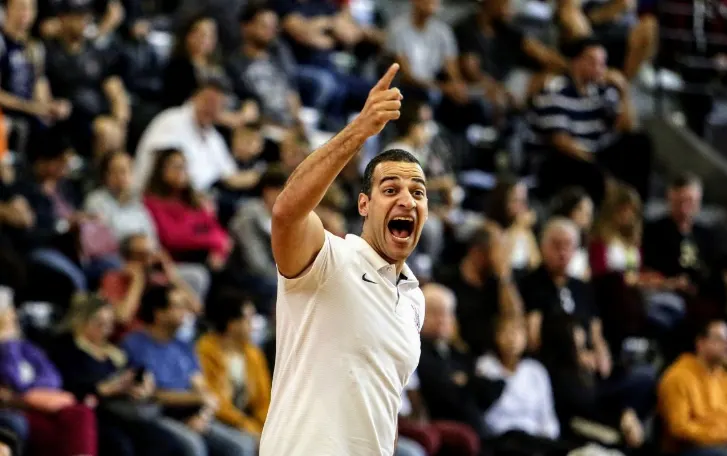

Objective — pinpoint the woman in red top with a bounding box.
[144,148,231,270]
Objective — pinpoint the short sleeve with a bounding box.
[529,77,571,135]
[441,23,458,59]
[279,230,348,291]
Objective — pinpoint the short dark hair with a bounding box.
[695,318,724,341]
[550,186,589,218]
[564,36,603,59]
[258,167,289,192]
[239,0,274,24]
[467,226,492,251]
[209,292,252,333]
[138,284,173,324]
[393,101,425,137]
[670,172,702,190]
[361,149,421,197]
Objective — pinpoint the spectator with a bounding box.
[51,293,183,456]
[558,0,658,79]
[526,37,651,206]
[541,315,645,450]
[121,284,257,456]
[398,370,480,456]
[416,283,485,438]
[642,173,726,309]
[37,0,126,40]
[387,0,492,132]
[16,132,121,292]
[476,314,572,455]
[227,168,287,312]
[0,0,71,154]
[455,0,566,117]
[0,289,98,456]
[275,0,371,127]
[549,186,594,281]
[486,177,540,277]
[196,295,271,438]
[143,148,231,271]
[519,217,609,366]
[44,0,130,159]
[162,14,259,129]
[134,77,254,193]
[84,150,158,243]
[100,232,205,340]
[658,318,727,456]
[228,3,303,133]
[435,226,523,356]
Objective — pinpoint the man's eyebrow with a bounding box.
[413,177,427,186]
[379,176,427,186]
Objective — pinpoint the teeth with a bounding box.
[393,217,414,222]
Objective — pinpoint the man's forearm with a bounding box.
[552,132,592,161]
[274,121,368,223]
[154,390,203,407]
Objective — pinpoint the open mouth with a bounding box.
[387,217,415,240]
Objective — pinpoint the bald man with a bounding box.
[417,283,485,437]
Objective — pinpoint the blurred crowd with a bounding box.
[0,0,722,455]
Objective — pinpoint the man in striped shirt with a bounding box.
[525,37,652,206]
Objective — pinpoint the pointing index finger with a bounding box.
[372,63,400,93]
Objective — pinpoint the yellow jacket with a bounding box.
[196,333,271,434]
[658,353,727,452]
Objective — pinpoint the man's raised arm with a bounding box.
[272,63,403,278]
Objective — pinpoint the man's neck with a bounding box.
[242,41,268,59]
[219,332,244,351]
[672,214,693,234]
[476,11,494,33]
[695,353,721,374]
[571,71,590,95]
[499,353,519,373]
[2,23,28,42]
[360,230,405,276]
[146,325,174,343]
[61,36,84,53]
[547,266,568,287]
[411,11,430,29]
[460,257,485,288]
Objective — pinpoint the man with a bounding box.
[387,0,492,132]
[658,319,727,455]
[526,37,651,205]
[121,284,258,456]
[642,173,725,305]
[228,3,302,133]
[435,226,523,356]
[134,75,249,192]
[44,0,129,158]
[260,64,426,455]
[0,0,70,153]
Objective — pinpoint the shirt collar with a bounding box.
[344,234,418,286]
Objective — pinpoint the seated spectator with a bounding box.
[0,289,97,456]
[51,294,183,456]
[275,0,372,127]
[519,218,610,367]
[44,0,129,158]
[658,318,727,456]
[643,174,726,314]
[227,168,287,312]
[196,295,271,438]
[143,148,231,271]
[526,37,651,206]
[398,370,480,456]
[0,0,71,154]
[228,3,303,133]
[84,150,158,243]
[541,315,645,450]
[162,14,258,129]
[134,77,254,193]
[549,187,594,281]
[100,233,205,341]
[486,177,540,277]
[121,284,257,456]
[455,0,567,119]
[477,315,574,455]
[387,0,492,132]
[435,226,523,356]
[16,132,121,292]
[417,283,486,438]
[558,0,657,79]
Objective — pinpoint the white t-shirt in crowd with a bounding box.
[260,232,425,456]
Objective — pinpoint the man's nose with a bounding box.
[398,192,416,209]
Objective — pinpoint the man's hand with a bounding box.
[620,409,644,448]
[50,99,72,121]
[186,410,212,433]
[351,64,402,138]
[129,372,155,401]
[97,370,135,397]
[1,197,35,228]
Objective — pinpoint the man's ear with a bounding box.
[358,193,369,218]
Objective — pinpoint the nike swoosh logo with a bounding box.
[362,273,377,284]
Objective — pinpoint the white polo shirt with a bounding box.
[133,103,237,191]
[260,231,424,456]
